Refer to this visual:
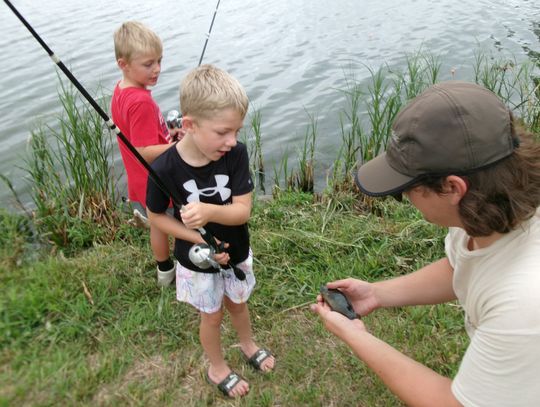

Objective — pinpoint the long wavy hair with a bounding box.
[420,120,540,236]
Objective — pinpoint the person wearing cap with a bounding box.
[312,81,540,406]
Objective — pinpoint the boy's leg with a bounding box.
[128,201,174,286]
[150,223,170,260]
[176,263,249,397]
[200,310,249,397]
[224,298,275,372]
[222,253,274,372]
[150,224,175,287]
[148,204,175,287]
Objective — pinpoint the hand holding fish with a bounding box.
[325,278,380,317]
[311,294,366,340]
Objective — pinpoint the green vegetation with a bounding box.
[1,193,465,406]
[19,79,121,253]
[1,49,539,405]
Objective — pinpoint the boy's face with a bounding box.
[118,52,162,88]
[186,108,244,162]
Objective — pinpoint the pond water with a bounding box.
[0,0,539,206]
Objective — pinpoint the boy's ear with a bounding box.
[181,115,195,131]
[117,58,129,70]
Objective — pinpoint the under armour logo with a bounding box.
[183,175,231,203]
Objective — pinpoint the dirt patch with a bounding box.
[93,354,170,405]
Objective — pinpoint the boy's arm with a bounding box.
[127,98,174,164]
[136,144,174,164]
[147,208,205,245]
[180,192,252,230]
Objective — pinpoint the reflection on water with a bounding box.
[0,0,539,206]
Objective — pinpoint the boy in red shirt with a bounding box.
[111,21,181,287]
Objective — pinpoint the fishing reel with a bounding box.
[166,110,182,129]
[188,242,219,269]
[188,242,247,281]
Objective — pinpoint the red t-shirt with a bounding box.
[111,83,170,206]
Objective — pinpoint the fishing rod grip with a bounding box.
[198,227,246,280]
[199,227,219,251]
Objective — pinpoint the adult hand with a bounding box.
[325,278,380,317]
[311,297,367,341]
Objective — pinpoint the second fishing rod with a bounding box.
[166,0,221,131]
[4,0,246,280]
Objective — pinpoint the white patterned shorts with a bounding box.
[176,250,256,314]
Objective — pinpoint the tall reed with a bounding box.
[474,51,540,133]
[247,109,266,195]
[271,150,291,195]
[330,78,363,194]
[23,78,119,251]
[327,51,443,195]
[287,112,317,193]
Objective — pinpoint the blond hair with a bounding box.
[113,21,162,62]
[180,64,248,120]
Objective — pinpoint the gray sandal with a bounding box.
[243,348,274,372]
[206,370,244,398]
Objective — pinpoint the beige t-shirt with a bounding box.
[446,210,540,406]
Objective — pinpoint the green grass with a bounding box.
[0,194,467,406]
[1,47,538,405]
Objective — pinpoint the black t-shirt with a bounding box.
[146,142,254,270]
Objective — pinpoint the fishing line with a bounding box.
[3,0,245,280]
[198,0,221,66]
[166,0,222,129]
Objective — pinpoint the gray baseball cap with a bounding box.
[355,81,516,197]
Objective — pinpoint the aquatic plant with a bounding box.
[287,111,317,193]
[242,108,266,195]
[474,51,540,133]
[22,77,120,252]
[2,48,539,255]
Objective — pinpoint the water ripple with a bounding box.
[0,0,539,204]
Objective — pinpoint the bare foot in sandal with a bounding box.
[241,343,275,373]
[206,365,249,398]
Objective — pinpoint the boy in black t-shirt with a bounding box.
[146,64,274,398]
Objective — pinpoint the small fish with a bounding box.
[320,285,359,320]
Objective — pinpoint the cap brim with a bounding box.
[355,153,415,197]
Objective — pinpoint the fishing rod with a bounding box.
[199,0,221,66]
[166,0,222,129]
[4,0,245,280]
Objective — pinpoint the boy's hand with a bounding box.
[181,202,209,229]
[207,239,229,266]
[169,127,186,142]
[212,249,230,266]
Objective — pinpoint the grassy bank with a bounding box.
[1,49,539,405]
[0,193,467,406]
